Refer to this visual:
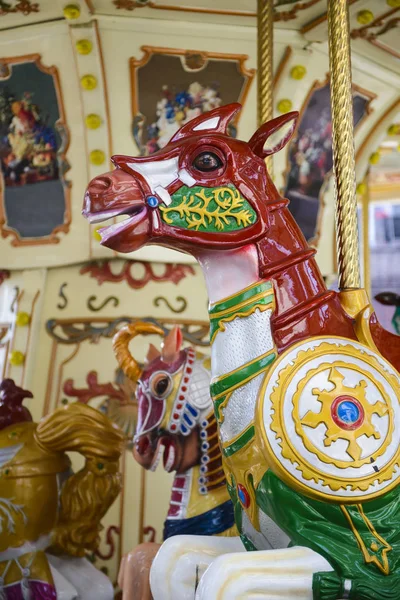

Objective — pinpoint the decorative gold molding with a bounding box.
[83,0,95,13]
[113,0,256,17]
[355,97,400,164]
[351,8,400,60]
[113,0,323,20]
[0,54,71,247]
[21,289,40,387]
[94,21,113,166]
[273,45,293,88]
[5,288,24,379]
[274,0,321,23]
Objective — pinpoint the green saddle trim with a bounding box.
[209,280,274,343]
[222,425,255,458]
[209,280,273,315]
[210,350,276,400]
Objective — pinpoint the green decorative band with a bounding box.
[223,425,255,457]
[210,292,274,342]
[211,350,277,400]
[209,280,272,315]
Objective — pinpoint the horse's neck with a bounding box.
[167,463,229,520]
[167,468,194,520]
[198,204,355,351]
[167,411,229,521]
[256,204,355,348]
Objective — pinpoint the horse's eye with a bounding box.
[151,373,172,398]
[155,377,169,395]
[193,152,222,172]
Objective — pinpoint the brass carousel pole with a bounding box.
[361,173,371,297]
[258,0,274,176]
[327,0,361,291]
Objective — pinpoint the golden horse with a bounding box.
[0,378,124,600]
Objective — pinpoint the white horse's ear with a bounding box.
[170,103,241,142]
[192,116,220,131]
[249,112,298,158]
[162,326,183,363]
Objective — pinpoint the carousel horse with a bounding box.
[83,103,400,600]
[0,378,124,600]
[114,323,244,600]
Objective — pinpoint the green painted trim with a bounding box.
[209,281,272,315]
[211,351,276,399]
[240,534,258,552]
[223,425,255,457]
[210,293,274,341]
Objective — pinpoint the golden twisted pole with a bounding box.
[361,172,371,297]
[327,0,361,290]
[258,0,274,175]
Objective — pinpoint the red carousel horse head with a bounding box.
[113,323,213,476]
[83,103,298,256]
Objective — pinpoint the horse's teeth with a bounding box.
[150,442,164,472]
[164,445,175,472]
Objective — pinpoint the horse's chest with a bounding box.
[211,307,275,445]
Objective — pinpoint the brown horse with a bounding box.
[84,104,400,600]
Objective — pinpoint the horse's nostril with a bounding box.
[89,176,112,194]
[136,436,150,455]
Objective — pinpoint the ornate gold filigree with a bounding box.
[160,186,256,232]
[294,363,393,468]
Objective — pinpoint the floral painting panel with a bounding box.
[285,82,370,242]
[132,52,252,155]
[0,60,69,240]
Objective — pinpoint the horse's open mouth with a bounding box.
[83,200,147,246]
[150,438,178,473]
[98,208,147,245]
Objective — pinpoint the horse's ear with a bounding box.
[146,343,161,364]
[170,103,241,142]
[249,112,298,159]
[162,326,183,363]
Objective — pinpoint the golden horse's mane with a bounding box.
[35,402,124,557]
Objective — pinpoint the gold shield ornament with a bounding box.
[257,337,400,503]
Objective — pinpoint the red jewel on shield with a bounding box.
[237,483,250,508]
